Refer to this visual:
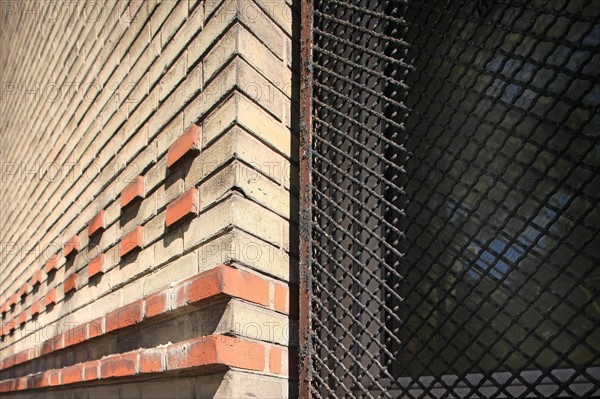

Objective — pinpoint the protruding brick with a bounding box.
[105,301,143,333]
[18,282,29,298]
[121,226,144,256]
[30,300,41,317]
[17,311,26,325]
[40,340,54,356]
[61,364,83,384]
[100,353,137,378]
[88,209,107,236]
[88,252,106,278]
[48,370,60,386]
[64,323,87,348]
[174,265,270,308]
[87,318,104,339]
[63,273,79,294]
[9,293,18,306]
[30,270,43,286]
[121,175,145,208]
[269,347,288,375]
[166,335,264,371]
[144,291,168,318]
[221,266,270,307]
[64,235,80,257]
[45,254,60,273]
[166,187,199,227]
[83,361,99,381]
[140,348,164,373]
[174,267,222,307]
[273,283,288,313]
[167,124,201,167]
[45,288,57,306]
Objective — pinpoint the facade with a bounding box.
[0,0,297,397]
[2,0,599,398]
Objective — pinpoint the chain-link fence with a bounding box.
[301,0,600,397]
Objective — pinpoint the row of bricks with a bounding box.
[0,124,203,331]
[0,334,291,393]
[0,264,295,372]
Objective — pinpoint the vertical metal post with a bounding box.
[299,0,313,398]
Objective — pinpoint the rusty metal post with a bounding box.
[298,0,313,398]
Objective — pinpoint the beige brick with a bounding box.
[200,161,292,219]
[215,370,289,399]
[143,251,198,296]
[154,226,184,266]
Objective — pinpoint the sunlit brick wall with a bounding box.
[0,1,298,397]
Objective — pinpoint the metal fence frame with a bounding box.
[299,1,599,398]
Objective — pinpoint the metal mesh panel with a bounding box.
[303,0,600,398]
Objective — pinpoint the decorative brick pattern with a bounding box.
[120,226,144,256]
[88,210,106,236]
[166,187,199,226]
[88,253,106,278]
[29,270,43,286]
[0,0,297,396]
[44,254,60,274]
[167,124,201,167]
[121,176,146,208]
[0,335,273,393]
[63,273,79,295]
[0,265,288,372]
[63,235,80,257]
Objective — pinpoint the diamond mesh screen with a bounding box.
[304,0,600,398]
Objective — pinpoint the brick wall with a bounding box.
[0,0,298,397]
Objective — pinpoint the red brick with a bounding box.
[29,372,46,389]
[30,300,41,317]
[45,288,57,306]
[121,175,145,208]
[140,348,164,373]
[167,124,201,167]
[0,379,14,393]
[45,254,60,273]
[64,323,87,348]
[15,377,26,391]
[166,187,199,227]
[105,301,143,333]
[7,321,17,332]
[100,352,137,378]
[273,283,288,313]
[53,332,65,351]
[0,303,7,314]
[61,364,83,384]
[269,346,288,375]
[64,235,80,257]
[83,360,99,381]
[41,340,54,356]
[121,226,144,256]
[30,270,43,286]
[88,252,106,278]
[19,282,29,298]
[9,293,18,306]
[48,370,60,386]
[87,318,104,339]
[221,266,270,307]
[88,209,106,236]
[16,349,31,365]
[17,311,27,325]
[174,265,270,308]
[166,335,264,371]
[175,267,222,307]
[63,273,79,294]
[145,291,168,318]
